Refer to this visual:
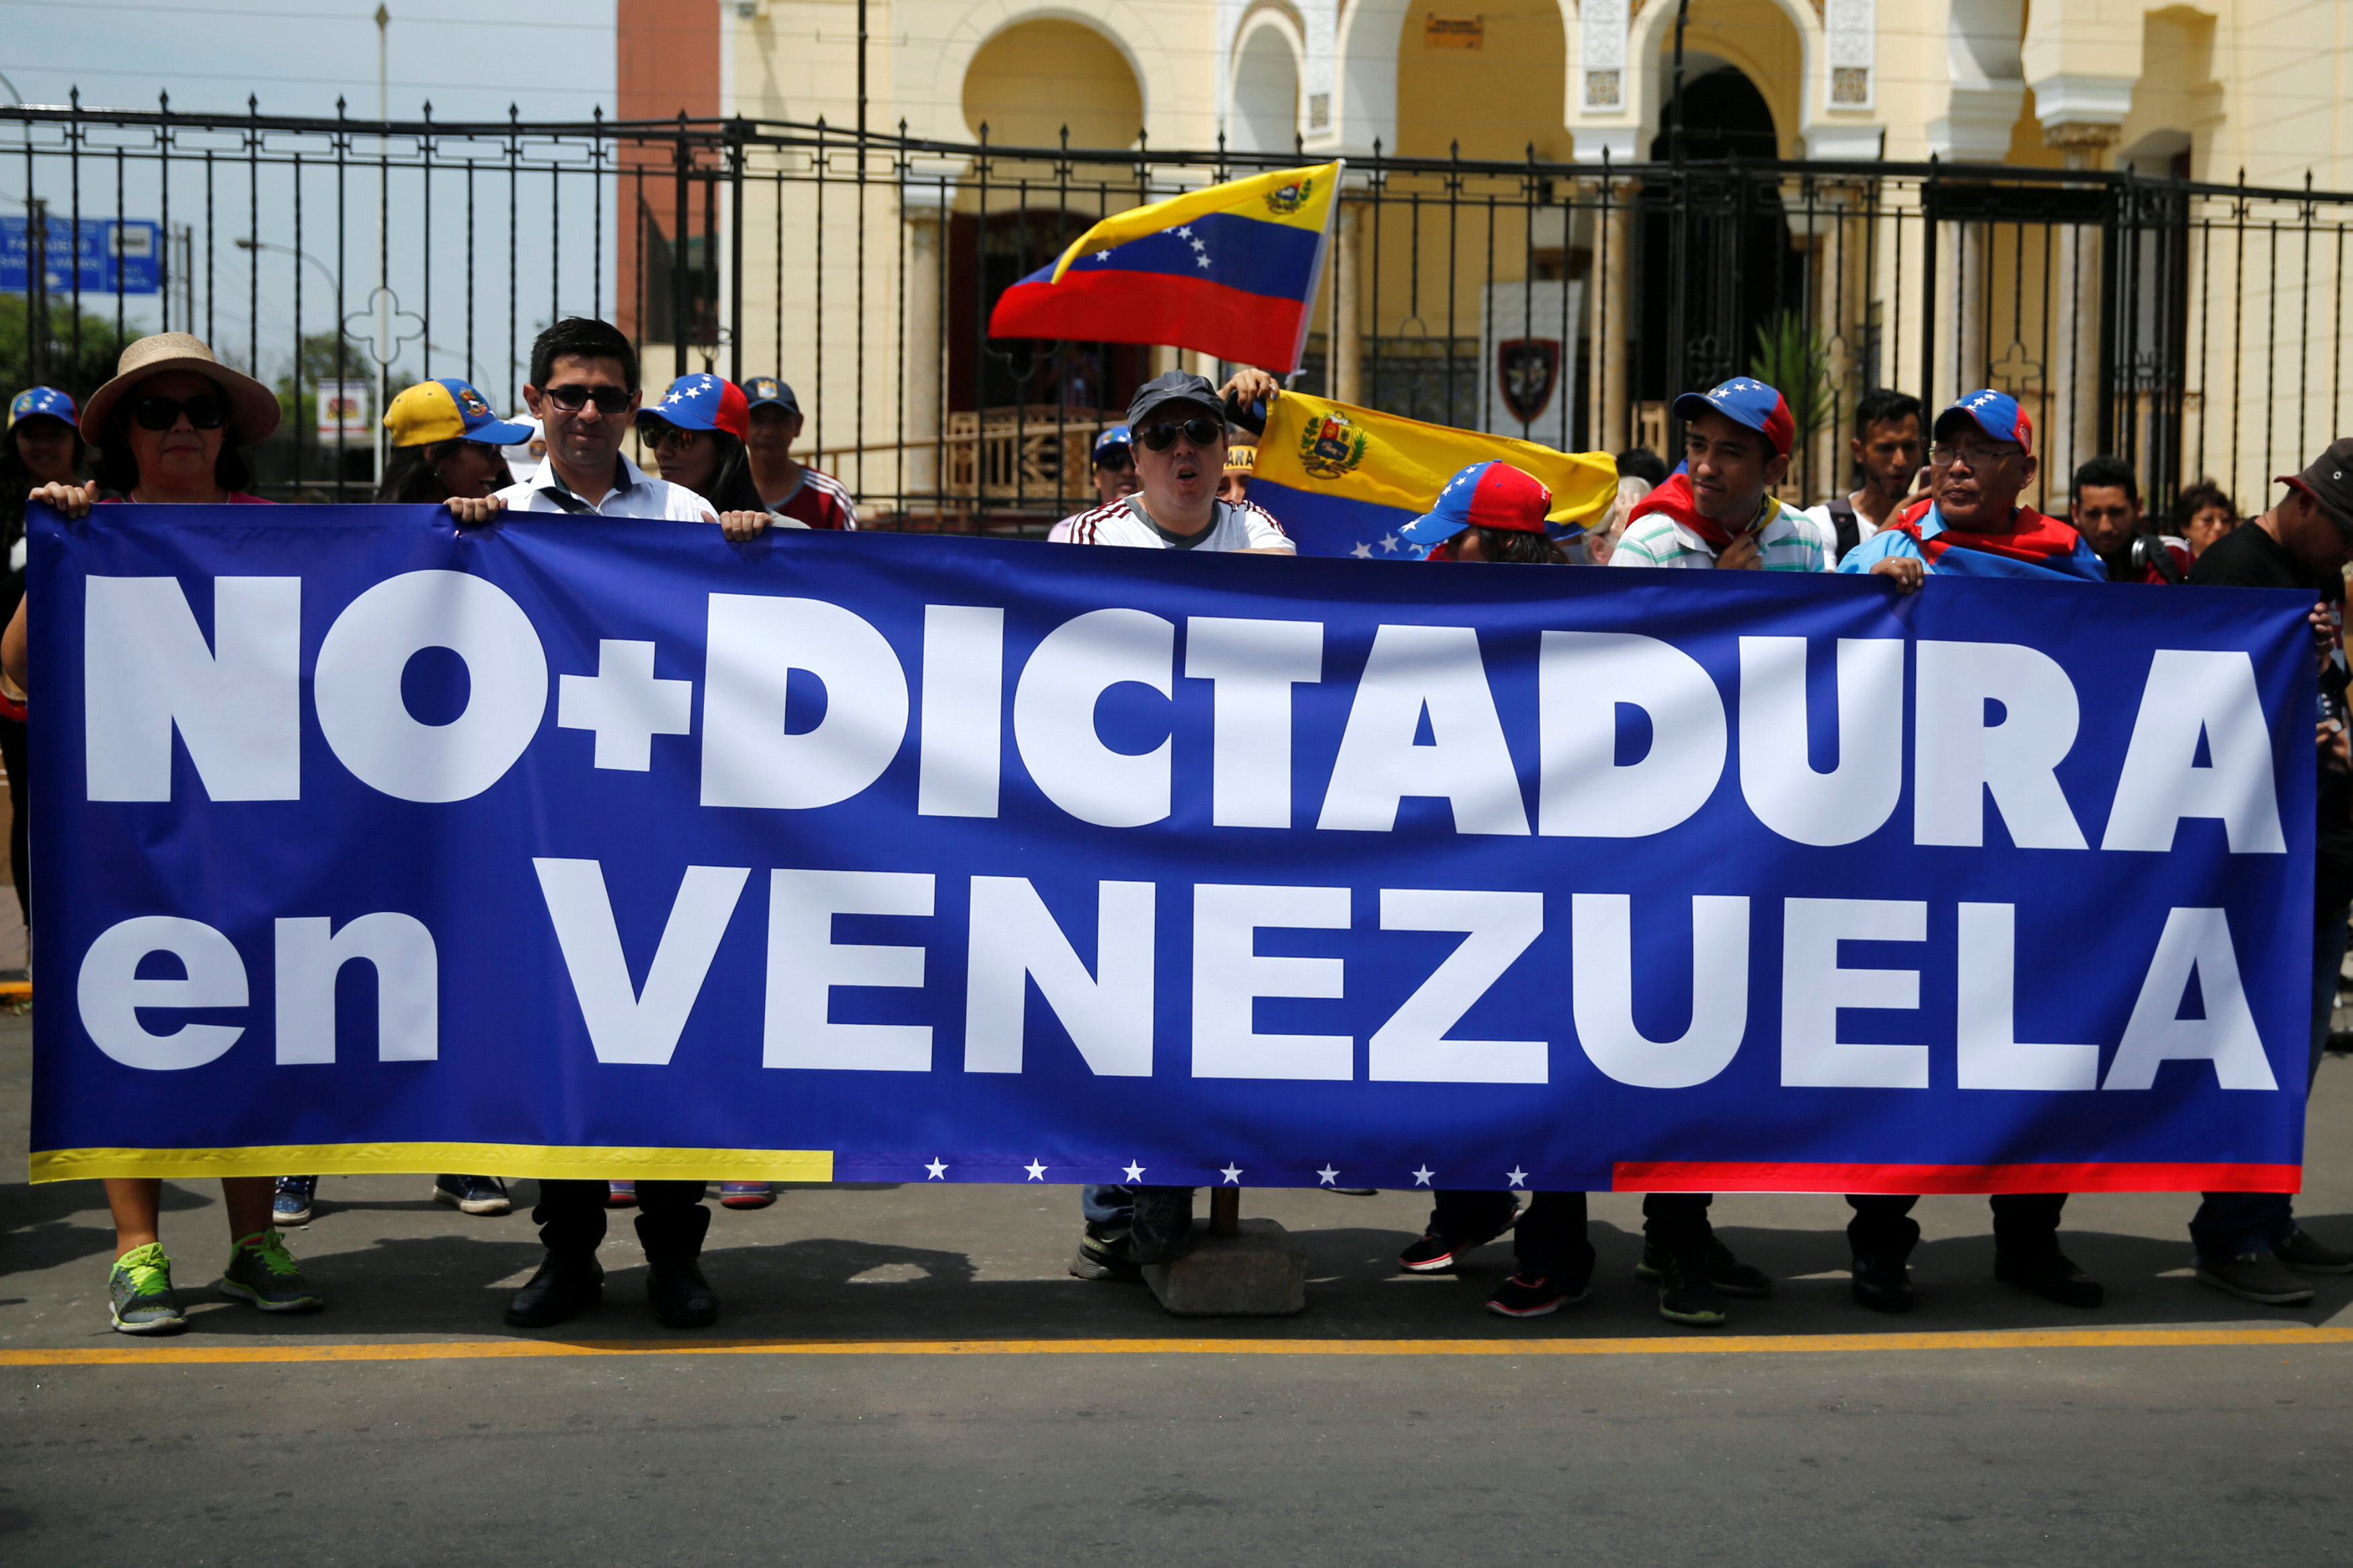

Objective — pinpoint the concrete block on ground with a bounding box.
[1142,1218,1308,1317]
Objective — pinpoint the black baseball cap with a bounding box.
[2278,438,2353,538]
[1127,369,1226,430]
[740,376,801,415]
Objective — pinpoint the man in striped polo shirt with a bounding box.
[1608,376,1835,573]
[1599,376,1816,1325]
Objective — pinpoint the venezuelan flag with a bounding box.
[1252,390,1619,559]
[986,162,1341,374]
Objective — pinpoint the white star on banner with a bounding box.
[1506,1167,1529,1188]
[1195,254,1212,270]
[1024,1160,1047,1180]
[1379,534,1402,553]
[1175,225,1193,238]
[1316,1166,1340,1186]
[924,1159,947,1180]
[1123,1161,1146,1182]
[1411,1165,1435,1186]
[1220,1164,1244,1184]
[1350,541,1374,559]
[1095,249,1112,262]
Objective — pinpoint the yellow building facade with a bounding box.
[693,0,2353,518]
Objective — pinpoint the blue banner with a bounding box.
[29,505,2318,1194]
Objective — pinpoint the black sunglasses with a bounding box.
[643,423,701,450]
[1137,417,1223,452]
[131,393,231,431]
[541,383,632,414]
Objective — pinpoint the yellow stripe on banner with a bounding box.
[3,1326,2351,1368]
[28,1143,835,1184]
[1047,161,1342,283]
[1259,390,1620,529]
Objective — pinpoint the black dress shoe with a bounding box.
[1994,1249,2104,1309]
[647,1256,718,1329]
[505,1253,603,1327]
[1850,1254,1915,1314]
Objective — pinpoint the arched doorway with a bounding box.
[961,19,1143,150]
[1231,24,1300,155]
[1634,61,1805,412]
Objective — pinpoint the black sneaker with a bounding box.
[432,1175,513,1216]
[1653,1247,1728,1327]
[1070,1223,1142,1282]
[1637,1240,1771,1298]
[1398,1234,1464,1274]
[1486,1273,1589,1319]
[1993,1249,2104,1309]
[1850,1253,1915,1314]
[504,1253,604,1328]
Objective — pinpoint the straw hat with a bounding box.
[79,332,282,446]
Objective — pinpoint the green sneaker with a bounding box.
[219,1229,324,1314]
[108,1242,187,1335]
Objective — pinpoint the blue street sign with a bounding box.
[0,216,163,296]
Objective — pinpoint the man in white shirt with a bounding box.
[493,317,723,1336]
[1798,388,1923,562]
[1048,370,1293,554]
[492,317,719,524]
[1051,369,1289,1284]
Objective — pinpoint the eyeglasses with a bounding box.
[1093,448,1134,469]
[644,425,701,450]
[541,383,632,414]
[131,393,230,431]
[1137,417,1223,452]
[1929,442,2022,468]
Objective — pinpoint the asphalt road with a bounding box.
[5,1008,2352,1565]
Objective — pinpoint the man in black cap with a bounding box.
[2183,440,2353,1305]
[1051,369,1291,1282]
[1047,369,1292,553]
[739,376,856,530]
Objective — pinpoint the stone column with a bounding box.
[900,185,951,505]
[1333,202,1365,405]
[2044,122,2118,502]
[1587,185,1635,453]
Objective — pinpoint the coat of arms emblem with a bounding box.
[1264,177,1314,216]
[1298,411,1368,480]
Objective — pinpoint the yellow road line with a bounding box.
[4,1325,2351,1368]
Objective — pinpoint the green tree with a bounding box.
[0,293,135,405]
[1748,311,1835,457]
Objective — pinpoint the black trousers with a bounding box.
[533,1179,709,1262]
[1845,1192,2069,1262]
[1428,1190,1720,1284]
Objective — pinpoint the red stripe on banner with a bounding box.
[987,272,1310,372]
[1612,1161,2304,1194]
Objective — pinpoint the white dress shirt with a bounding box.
[494,454,719,522]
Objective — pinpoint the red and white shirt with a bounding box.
[1049,495,1292,552]
[766,467,859,531]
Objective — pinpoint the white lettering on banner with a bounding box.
[964,876,1156,1075]
[2102,650,2288,854]
[84,575,301,801]
[272,914,439,1065]
[314,571,549,803]
[1184,616,1324,829]
[1318,625,1529,834]
[918,606,1006,819]
[1781,898,1929,1087]
[1192,883,1351,1079]
[1737,637,1904,845]
[1012,608,1175,828]
[701,595,909,810]
[764,869,936,1070]
[2104,906,2277,1090]
[77,915,247,1071]
[1571,893,1750,1088]
[1538,630,1727,837]
[555,640,692,770]
[533,858,750,1065]
[1913,641,2088,849]
[1955,903,2099,1089]
[1369,889,1546,1083]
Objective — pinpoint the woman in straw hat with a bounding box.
[3,332,329,1335]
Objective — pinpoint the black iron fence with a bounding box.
[5,97,2349,530]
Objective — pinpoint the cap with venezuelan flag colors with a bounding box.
[1934,387,2034,456]
[383,378,536,449]
[1671,376,1795,458]
[641,373,751,442]
[8,386,77,428]
[1399,460,1553,547]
